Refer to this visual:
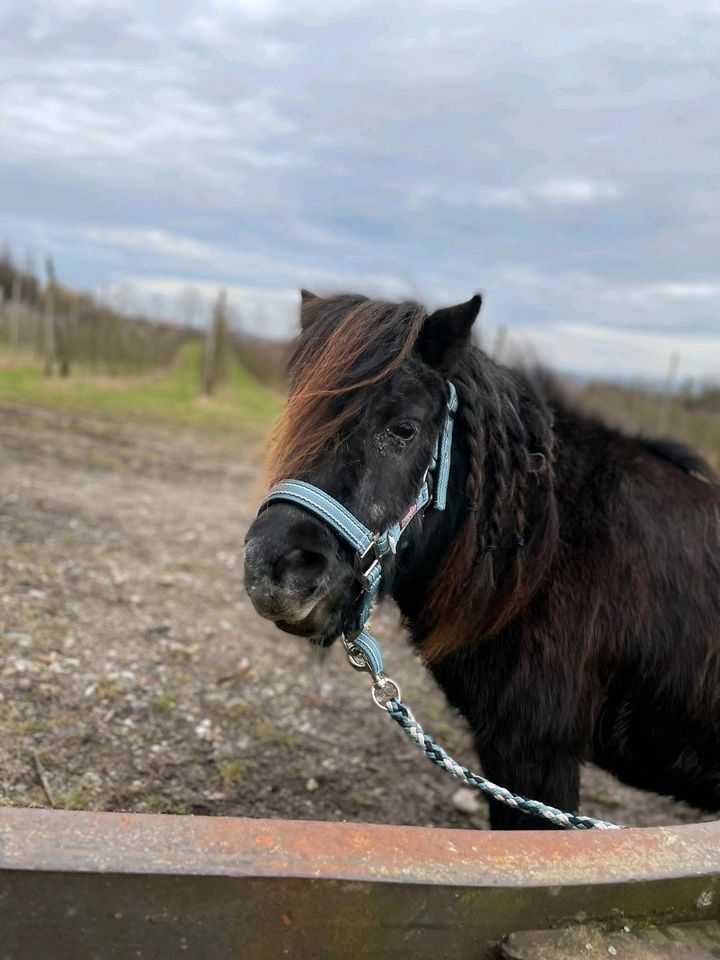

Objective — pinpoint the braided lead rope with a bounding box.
[385,698,620,830]
[347,636,621,829]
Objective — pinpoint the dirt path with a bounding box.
[0,404,711,829]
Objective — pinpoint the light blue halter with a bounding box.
[259,382,458,668]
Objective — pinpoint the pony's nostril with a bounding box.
[274,547,328,590]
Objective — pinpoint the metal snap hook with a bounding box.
[371,675,401,710]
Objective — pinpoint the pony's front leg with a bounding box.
[478,739,581,830]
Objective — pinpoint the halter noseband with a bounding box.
[258,382,458,659]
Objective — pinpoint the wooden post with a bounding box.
[43,257,57,377]
[200,289,228,396]
[9,275,21,352]
[57,296,77,378]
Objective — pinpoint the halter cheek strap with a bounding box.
[259,382,457,640]
[433,380,458,510]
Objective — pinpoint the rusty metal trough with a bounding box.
[1,807,719,958]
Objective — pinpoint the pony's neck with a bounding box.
[391,354,560,658]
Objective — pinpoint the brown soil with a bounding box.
[0,404,712,830]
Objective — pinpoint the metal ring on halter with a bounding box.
[371,675,401,710]
[346,648,370,672]
[342,635,371,673]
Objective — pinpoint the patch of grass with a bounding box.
[253,720,298,747]
[215,758,247,789]
[152,694,177,714]
[57,789,94,811]
[226,698,257,720]
[95,678,120,703]
[86,452,121,470]
[14,718,42,735]
[349,793,377,809]
[0,344,283,435]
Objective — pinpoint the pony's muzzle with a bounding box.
[243,507,337,625]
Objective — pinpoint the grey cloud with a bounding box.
[0,0,719,377]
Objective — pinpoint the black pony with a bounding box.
[244,291,720,829]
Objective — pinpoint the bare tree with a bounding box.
[59,295,79,377]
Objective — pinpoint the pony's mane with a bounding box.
[422,351,559,660]
[267,295,426,484]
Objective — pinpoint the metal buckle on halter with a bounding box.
[354,536,381,588]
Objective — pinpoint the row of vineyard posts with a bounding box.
[0,250,240,395]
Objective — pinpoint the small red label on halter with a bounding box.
[399,502,419,530]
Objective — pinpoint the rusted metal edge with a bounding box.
[2,809,720,959]
[1,806,719,889]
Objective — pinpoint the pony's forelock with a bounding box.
[266,295,426,485]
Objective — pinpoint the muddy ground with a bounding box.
[0,403,711,830]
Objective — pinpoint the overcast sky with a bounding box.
[1,0,719,379]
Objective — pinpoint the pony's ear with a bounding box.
[299,289,321,329]
[418,294,482,373]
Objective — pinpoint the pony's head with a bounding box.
[243,290,482,647]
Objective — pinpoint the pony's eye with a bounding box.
[390,421,419,443]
